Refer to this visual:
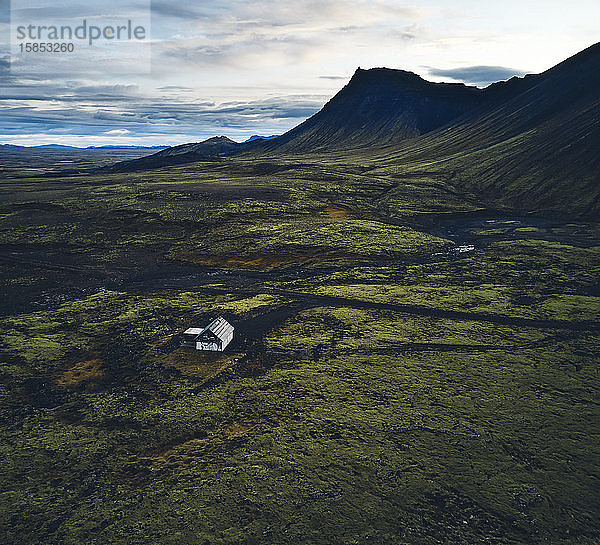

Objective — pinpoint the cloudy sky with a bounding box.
[0,0,598,146]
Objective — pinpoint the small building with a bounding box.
[182,317,234,352]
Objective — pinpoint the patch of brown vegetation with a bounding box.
[322,205,352,220]
[164,347,239,380]
[116,422,259,485]
[56,358,105,389]
[117,420,260,484]
[155,422,257,459]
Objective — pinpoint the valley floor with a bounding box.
[0,157,599,544]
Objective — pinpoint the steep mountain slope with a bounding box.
[382,42,600,216]
[265,69,487,152]
[260,67,549,154]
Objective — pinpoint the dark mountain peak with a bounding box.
[346,67,463,96]
[204,135,236,144]
[266,66,484,152]
[350,67,424,84]
[270,43,600,154]
[99,135,241,173]
[347,66,476,93]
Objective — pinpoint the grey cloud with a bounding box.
[159,31,329,69]
[0,88,325,139]
[0,80,141,103]
[149,2,428,71]
[151,0,426,37]
[156,85,196,92]
[428,65,528,86]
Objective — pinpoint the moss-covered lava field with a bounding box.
[0,154,599,544]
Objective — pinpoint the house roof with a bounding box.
[185,317,234,341]
[184,327,204,336]
[199,317,234,341]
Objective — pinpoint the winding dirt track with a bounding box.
[176,282,599,341]
[2,256,597,333]
[264,288,600,332]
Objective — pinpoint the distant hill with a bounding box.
[0,144,171,173]
[35,144,81,149]
[1,144,80,150]
[243,135,279,143]
[99,136,243,173]
[0,144,167,151]
[86,145,167,150]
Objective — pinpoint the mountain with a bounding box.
[103,69,511,171]
[108,66,542,169]
[264,69,488,152]
[243,135,279,143]
[0,144,167,150]
[383,42,600,216]
[33,144,80,149]
[99,42,599,216]
[259,67,550,154]
[99,136,243,172]
[86,145,168,150]
[254,42,599,216]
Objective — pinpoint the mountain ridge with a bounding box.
[379,41,600,216]
[97,42,600,216]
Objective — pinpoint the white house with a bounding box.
[182,317,234,352]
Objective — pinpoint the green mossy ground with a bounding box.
[0,156,599,544]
